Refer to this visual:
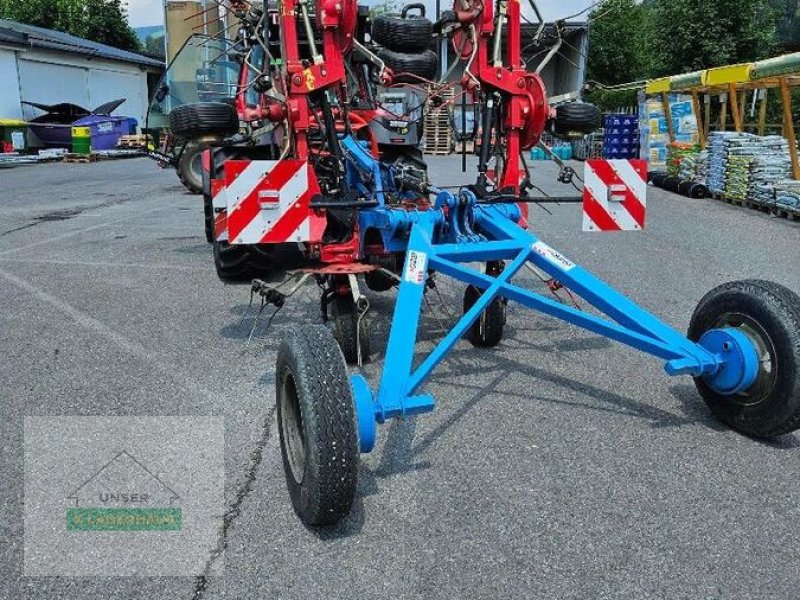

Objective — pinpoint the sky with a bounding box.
[126,0,597,28]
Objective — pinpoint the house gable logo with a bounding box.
[66,450,182,531]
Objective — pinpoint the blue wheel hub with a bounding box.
[350,374,377,453]
[699,328,760,395]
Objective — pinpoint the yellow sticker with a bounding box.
[303,68,316,90]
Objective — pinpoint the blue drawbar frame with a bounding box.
[350,200,760,453]
[329,135,759,452]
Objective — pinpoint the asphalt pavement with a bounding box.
[2,155,800,599]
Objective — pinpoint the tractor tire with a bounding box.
[688,279,800,438]
[276,325,359,526]
[552,102,601,136]
[371,13,433,53]
[212,241,274,282]
[328,295,371,364]
[377,48,438,84]
[463,284,506,347]
[177,139,206,195]
[169,102,239,139]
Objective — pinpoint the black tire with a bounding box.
[212,241,274,282]
[463,284,506,347]
[377,48,438,84]
[688,279,800,438]
[688,182,709,198]
[371,13,433,52]
[329,296,370,364]
[177,139,206,195]
[553,102,601,136]
[650,172,667,188]
[276,325,359,526]
[169,102,239,139]
[678,180,694,197]
[364,269,396,292]
[662,176,681,193]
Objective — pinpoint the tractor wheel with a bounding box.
[688,279,800,438]
[276,325,359,526]
[377,48,438,84]
[463,284,506,347]
[371,13,433,53]
[212,241,273,282]
[169,102,239,139]
[177,139,206,195]
[552,102,601,136]
[328,296,370,364]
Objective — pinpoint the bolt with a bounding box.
[321,68,327,76]
[293,75,302,85]
[517,78,525,88]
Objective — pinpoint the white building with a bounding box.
[0,19,164,141]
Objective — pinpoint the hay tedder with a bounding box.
[191,0,800,525]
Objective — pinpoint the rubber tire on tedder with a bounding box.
[688,280,800,438]
[371,12,433,52]
[552,102,602,136]
[276,325,359,526]
[376,48,438,83]
[169,102,240,139]
[212,242,274,282]
[328,295,371,364]
[463,284,506,347]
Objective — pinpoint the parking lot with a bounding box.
[3,156,800,599]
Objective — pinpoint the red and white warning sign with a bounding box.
[582,159,648,232]
[221,159,325,245]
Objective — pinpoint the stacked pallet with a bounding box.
[707,133,792,201]
[117,134,150,149]
[424,88,454,156]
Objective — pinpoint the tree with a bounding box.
[0,0,141,53]
[145,34,166,59]
[649,0,776,76]
[586,0,652,85]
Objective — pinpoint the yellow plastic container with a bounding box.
[71,126,91,155]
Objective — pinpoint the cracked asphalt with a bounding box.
[2,156,800,599]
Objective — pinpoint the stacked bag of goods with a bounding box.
[707,132,792,204]
[774,181,800,210]
[707,132,749,194]
[677,149,708,184]
[695,150,710,185]
[725,155,752,200]
[603,114,639,159]
[667,142,700,176]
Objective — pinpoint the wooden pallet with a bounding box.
[773,207,800,221]
[117,134,150,149]
[710,191,800,220]
[424,86,454,156]
[63,152,99,163]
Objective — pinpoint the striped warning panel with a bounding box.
[221,159,323,245]
[582,159,647,232]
